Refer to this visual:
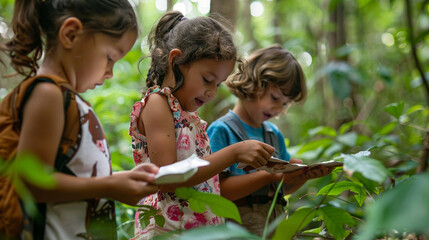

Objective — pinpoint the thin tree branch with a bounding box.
[405,0,429,173]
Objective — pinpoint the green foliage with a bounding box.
[357,173,429,239]
[317,181,366,206]
[0,154,56,216]
[175,187,241,223]
[154,222,259,240]
[272,207,316,240]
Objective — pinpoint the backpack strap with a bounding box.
[262,122,280,158]
[15,77,79,176]
[219,111,280,157]
[218,111,283,197]
[217,111,249,142]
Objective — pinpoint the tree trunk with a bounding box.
[273,0,283,44]
[210,0,238,31]
[241,0,258,51]
[167,0,173,11]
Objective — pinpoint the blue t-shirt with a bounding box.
[207,110,290,177]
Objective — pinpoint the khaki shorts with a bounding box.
[227,203,286,237]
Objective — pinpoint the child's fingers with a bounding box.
[131,170,157,182]
[135,162,160,174]
[261,142,275,155]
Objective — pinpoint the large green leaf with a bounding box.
[272,207,316,240]
[317,181,366,206]
[175,187,241,223]
[298,138,334,154]
[318,206,356,240]
[308,126,337,137]
[154,222,259,240]
[356,173,429,239]
[341,153,390,183]
[336,132,358,147]
[14,154,56,188]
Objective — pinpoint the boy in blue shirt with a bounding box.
[207,45,334,236]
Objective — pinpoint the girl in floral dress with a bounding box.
[129,11,275,239]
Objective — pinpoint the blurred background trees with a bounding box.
[1,0,429,239]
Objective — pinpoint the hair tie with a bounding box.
[147,70,153,78]
[181,17,187,21]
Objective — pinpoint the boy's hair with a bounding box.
[225,44,307,103]
[146,11,237,93]
[1,0,138,78]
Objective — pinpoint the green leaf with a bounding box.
[317,181,366,206]
[377,121,397,135]
[308,126,337,137]
[405,104,424,115]
[342,153,390,183]
[11,175,38,216]
[349,172,380,195]
[336,132,357,147]
[384,102,404,119]
[356,173,429,240]
[272,207,316,240]
[298,138,333,154]
[154,215,165,228]
[338,121,355,135]
[160,222,259,240]
[318,206,356,240]
[175,187,241,223]
[15,154,56,189]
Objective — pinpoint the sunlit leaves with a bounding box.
[340,151,391,183]
[317,181,366,206]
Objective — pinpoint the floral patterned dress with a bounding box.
[129,86,223,239]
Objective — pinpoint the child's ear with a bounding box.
[58,17,84,49]
[168,49,182,68]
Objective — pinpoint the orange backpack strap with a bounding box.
[15,76,81,175]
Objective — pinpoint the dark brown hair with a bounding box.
[1,0,138,78]
[145,11,236,93]
[226,44,307,103]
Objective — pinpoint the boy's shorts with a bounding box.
[228,202,286,237]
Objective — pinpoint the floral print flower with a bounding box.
[166,205,183,221]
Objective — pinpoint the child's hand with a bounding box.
[289,158,303,164]
[233,140,274,169]
[107,163,160,205]
[273,164,336,194]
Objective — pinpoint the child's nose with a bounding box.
[206,86,217,98]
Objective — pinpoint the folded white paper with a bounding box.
[153,154,210,184]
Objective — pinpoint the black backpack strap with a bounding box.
[18,78,56,123]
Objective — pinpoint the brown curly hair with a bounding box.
[144,11,237,93]
[225,44,307,103]
[1,0,138,78]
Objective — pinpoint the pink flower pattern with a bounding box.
[129,86,223,239]
[166,205,183,221]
